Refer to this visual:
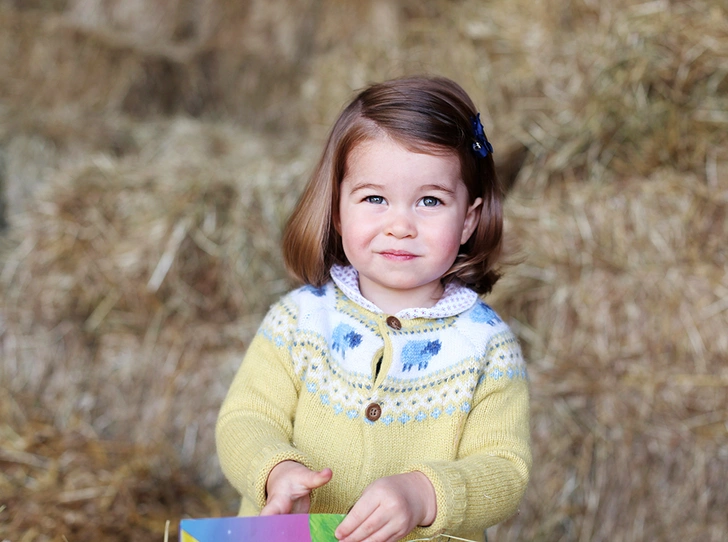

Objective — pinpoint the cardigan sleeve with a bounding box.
[405,329,532,538]
[215,300,316,511]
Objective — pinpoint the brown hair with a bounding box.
[282,75,505,294]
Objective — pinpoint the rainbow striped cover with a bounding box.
[179,514,346,542]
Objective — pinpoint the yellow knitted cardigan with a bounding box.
[216,270,531,542]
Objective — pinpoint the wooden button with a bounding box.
[365,403,382,421]
[385,316,402,330]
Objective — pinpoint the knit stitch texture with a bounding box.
[216,266,531,541]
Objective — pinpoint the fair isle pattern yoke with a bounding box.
[257,270,527,425]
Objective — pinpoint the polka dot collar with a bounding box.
[330,264,478,319]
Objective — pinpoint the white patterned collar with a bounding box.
[330,264,478,319]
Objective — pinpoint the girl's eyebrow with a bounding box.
[347,182,457,195]
[347,182,385,193]
[420,183,456,195]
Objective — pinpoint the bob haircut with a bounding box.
[282,75,505,295]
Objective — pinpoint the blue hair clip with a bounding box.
[470,113,493,158]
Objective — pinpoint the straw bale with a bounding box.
[0,8,225,118]
[485,170,728,541]
[6,0,68,12]
[0,1,323,126]
[493,0,728,191]
[0,134,60,226]
[2,0,727,147]
[0,388,225,541]
[66,0,194,44]
[1,117,316,485]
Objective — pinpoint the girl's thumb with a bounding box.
[307,467,333,489]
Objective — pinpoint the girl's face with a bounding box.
[337,136,482,314]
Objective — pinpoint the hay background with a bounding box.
[1,0,726,540]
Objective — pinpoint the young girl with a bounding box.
[216,75,531,542]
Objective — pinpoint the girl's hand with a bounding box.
[260,461,333,515]
[335,471,437,542]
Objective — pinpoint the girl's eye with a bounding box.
[421,196,441,207]
[365,195,385,204]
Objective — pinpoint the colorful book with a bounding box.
[179,514,346,542]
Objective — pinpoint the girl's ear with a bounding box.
[461,197,483,245]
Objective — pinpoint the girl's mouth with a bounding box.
[379,250,417,260]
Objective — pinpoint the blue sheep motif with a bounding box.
[401,340,442,372]
[470,300,501,326]
[303,285,327,297]
[331,323,362,359]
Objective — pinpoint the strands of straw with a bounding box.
[0,391,225,541]
[1,0,726,541]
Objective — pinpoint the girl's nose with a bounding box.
[385,208,417,238]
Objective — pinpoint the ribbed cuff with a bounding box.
[405,462,467,538]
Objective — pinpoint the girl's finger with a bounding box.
[335,500,382,541]
[338,508,402,542]
[304,467,333,490]
[260,496,290,516]
[289,496,312,515]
